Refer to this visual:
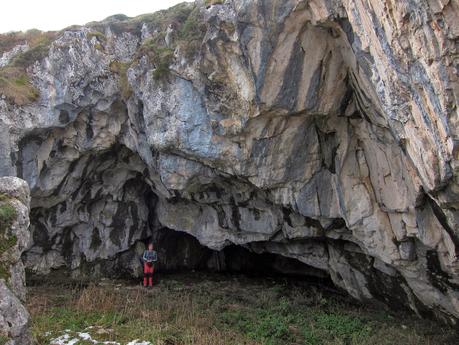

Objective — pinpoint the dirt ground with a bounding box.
[27,272,459,345]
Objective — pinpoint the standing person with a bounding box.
[142,243,158,287]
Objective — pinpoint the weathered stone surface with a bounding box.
[0,0,458,325]
[0,177,32,345]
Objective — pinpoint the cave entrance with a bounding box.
[20,142,331,286]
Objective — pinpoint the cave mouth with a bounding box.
[20,141,333,288]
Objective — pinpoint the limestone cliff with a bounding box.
[0,0,458,325]
[0,177,32,345]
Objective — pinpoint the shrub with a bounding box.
[178,7,207,58]
[138,39,174,81]
[0,200,16,234]
[10,39,52,68]
[109,60,132,99]
[0,29,54,55]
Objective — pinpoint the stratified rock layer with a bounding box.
[0,0,458,324]
[0,177,32,345]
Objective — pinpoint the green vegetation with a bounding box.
[87,31,106,52]
[0,67,40,105]
[28,273,458,345]
[0,264,10,281]
[109,60,133,100]
[0,235,17,255]
[130,4,206,81]
[0,198,16,234]
[0,196,17,280]
[9,37,53,68]
[100,2,206,84]
[205,0,225,6]
[87,2,193,38]
[0,335,9,345]
[138,39,174,80]
[177,6,207,58]
[87,31,106,42]
[0,30,56,105]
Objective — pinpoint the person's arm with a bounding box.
[153,251,158,262]
[142,251,147,263]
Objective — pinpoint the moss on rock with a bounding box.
[0,196,17,281]
[0,199,16,234]
[0,334,9,345]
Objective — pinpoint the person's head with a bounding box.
[148,243,154,250]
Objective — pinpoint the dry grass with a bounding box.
[27,273,459,345]
[0,66,39,105]
[109,60,133,100]
[0,29,56,105]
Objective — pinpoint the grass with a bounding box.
[130,4,205,82]
[0,335,9,345]
[0,67,40,105]
[27,273,459,345]
[87,31,106,52]
[109,60,133,99]
[86,31,106,42]
[0,197,17,281]
[0,30,55,56]
[205,0,225,6]
[0,198,16,233]
[138,39,174,80]
[0,29,56,105]
[177,6,207,58]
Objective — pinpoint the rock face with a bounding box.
[0,0,458,324]
[0,177,32,345]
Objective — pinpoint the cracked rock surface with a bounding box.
[1,0,459,325]
[0,177,32,345]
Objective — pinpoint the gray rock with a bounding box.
[0,177,32,344]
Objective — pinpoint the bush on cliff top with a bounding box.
[134,4,206,81]
[177,6,207,58]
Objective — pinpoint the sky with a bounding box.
[0,0,191,33]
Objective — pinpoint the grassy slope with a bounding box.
[0,30,56,105]
[28,273,459,345]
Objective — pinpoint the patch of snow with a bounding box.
[48,329,150,345]
[50,333,79,345]
[127,341,152,345]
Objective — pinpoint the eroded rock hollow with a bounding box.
[1,0,458,325]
